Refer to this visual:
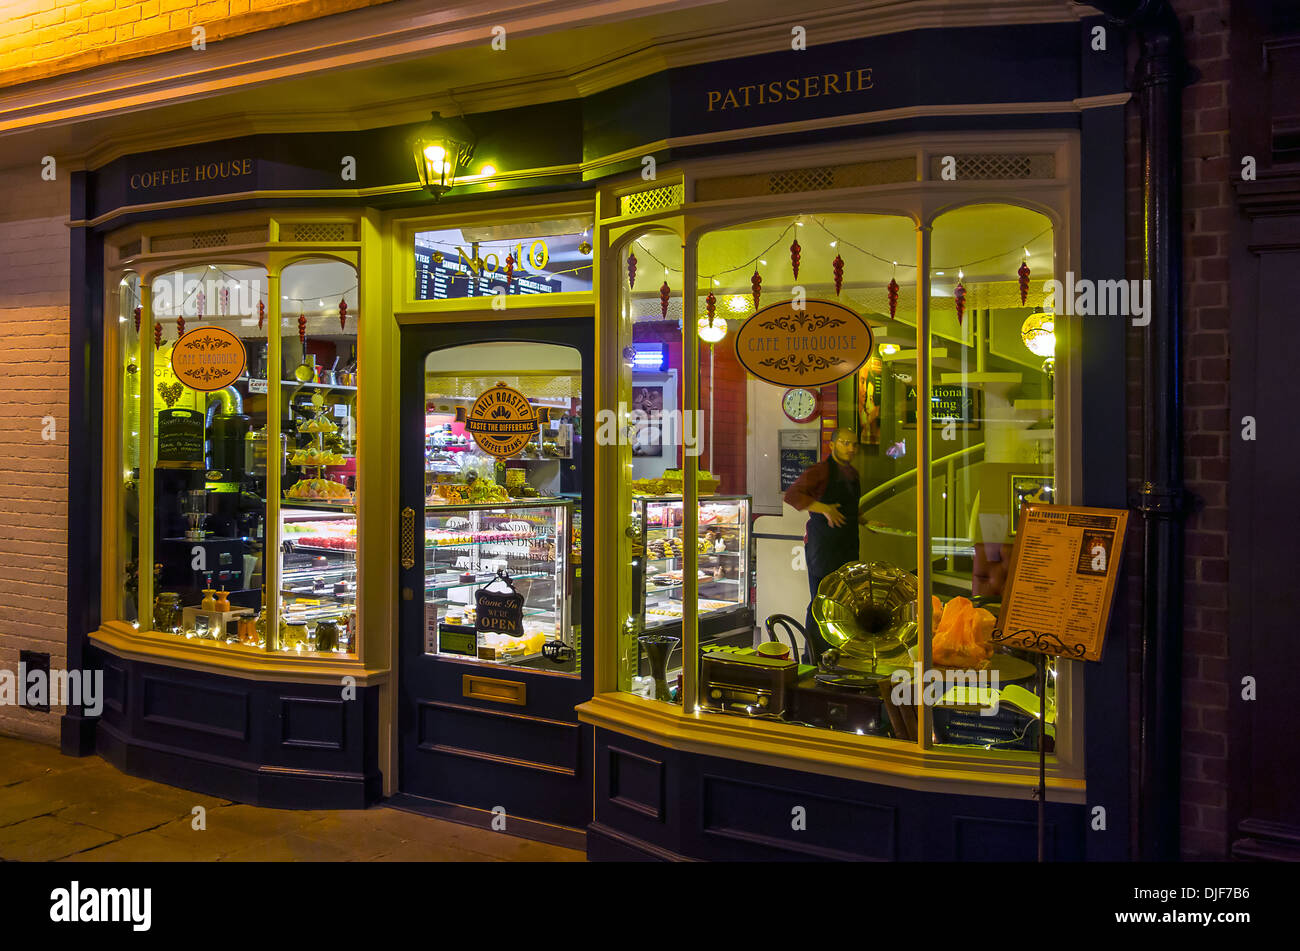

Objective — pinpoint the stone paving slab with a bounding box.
[0,735,585,862]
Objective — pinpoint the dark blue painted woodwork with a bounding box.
[89,645,382,809]
[396,317,594,831]
[591,729,1085,862]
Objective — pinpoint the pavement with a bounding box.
[0,734,585,862]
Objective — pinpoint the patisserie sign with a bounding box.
[171,326,247,392]
[735,299,874,387]
[464,382,539,458]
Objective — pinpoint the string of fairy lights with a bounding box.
[628,217,1055,287]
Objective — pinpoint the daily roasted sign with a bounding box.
[464,383,539,458]
[734,299,874,387]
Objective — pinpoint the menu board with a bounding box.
[779,429,820,491]
[157,409,204,465]
[995,505,1129,662]
[414,254,562,300]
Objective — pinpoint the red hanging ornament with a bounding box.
[505,254,514,293]
[133,306,141,334]
[257,300,265,331]
[887,277,899,319]
[195,290,204,324]
[659,281,671,319]
[298,312,306,347]
[706,292,716,321]
[153,323,163,350]
[627,252,637,291]
[176,313,185,339]
[751,268,762,311]
[832,254,844,296]
[339,299,348,332]
[954,282,967,326]
[1018,261,1031,306]
[790,238,801,280]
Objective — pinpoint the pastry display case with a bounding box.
[632,494,753,673]
[424,499,578,674]
[279,507,357,652]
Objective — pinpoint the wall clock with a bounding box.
[781,387,820,423]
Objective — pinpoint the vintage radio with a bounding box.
[700,651,798,717]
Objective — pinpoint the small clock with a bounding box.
[781,387,820,423]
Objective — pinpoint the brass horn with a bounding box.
[812,561,918,674]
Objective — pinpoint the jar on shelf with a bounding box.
[314,619,339,652]
[153,592,183,633]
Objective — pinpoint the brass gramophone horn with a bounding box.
[811,561,918,675]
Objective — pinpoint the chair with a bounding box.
[763,614,816,665]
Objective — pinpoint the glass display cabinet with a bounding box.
[631,494,753,680]
[424,500,577,673]
[279,506,357,651]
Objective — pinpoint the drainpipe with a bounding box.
[1080,0,1186,862]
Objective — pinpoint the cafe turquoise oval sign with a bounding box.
[734,299,874,387]
[171,326,247,392]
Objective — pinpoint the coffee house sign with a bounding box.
[735,299,874,388]
[129,158,254,192]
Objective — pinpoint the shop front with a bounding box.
[66,14,1132,857]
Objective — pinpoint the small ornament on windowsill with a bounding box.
[257,299,265,330]
[954,281,967,326]
[887,275,900,320]
[298,312,306,347]
[751,268,762,311]
[1018,261,1031,306]
[133,306,141,334]
[154,323,163,350]
[790,238,801,280]
[505,253,514,293]
[627,251,638,291]
[706,292,716,321]
[338,299,348,331]
[659,281,671,319]
[833,254,844,296]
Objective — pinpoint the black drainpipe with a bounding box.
[1079,0,1186,861]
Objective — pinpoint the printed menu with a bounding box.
[995,505,1129,662]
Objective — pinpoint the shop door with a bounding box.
[396,317,592,834]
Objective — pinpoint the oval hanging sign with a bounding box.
[465,382,539,458]
[734,299,874,387]
[171,326,247,392]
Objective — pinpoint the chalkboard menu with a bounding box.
[779,429,821,491]
[414,254,562,300]
[157,409,204,465]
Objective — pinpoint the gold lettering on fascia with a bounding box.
[129,159,254,191]
[706,68,874,112]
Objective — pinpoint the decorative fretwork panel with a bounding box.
[695,157,917,201]
[619,183,684,217]
[928,153,1056,180]
[286,222,355,243]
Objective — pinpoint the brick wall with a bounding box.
[0,164,70,745]
[1124,0,1232,859]
[699,339,747,494]
[0,0,398,88]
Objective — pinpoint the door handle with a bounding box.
[401,505,415,569]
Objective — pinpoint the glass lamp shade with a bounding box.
[698,316,728,343]
[412,112,477,197]
[1021,312,1056,359]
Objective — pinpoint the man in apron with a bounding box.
[783,427,865,658]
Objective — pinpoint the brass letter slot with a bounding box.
[463,675,527,706]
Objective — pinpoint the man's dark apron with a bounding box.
[804,457,861,655]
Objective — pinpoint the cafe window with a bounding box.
[109,254,363,657]
[412,219,593,301]
[620,207,1067,755]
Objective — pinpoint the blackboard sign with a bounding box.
[779,429,821,491]
[780,448,819,491]
[157,409,204,464]
[475,580,524,638]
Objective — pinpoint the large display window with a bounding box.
[106,249,364,660]
[606,199,1074,765]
